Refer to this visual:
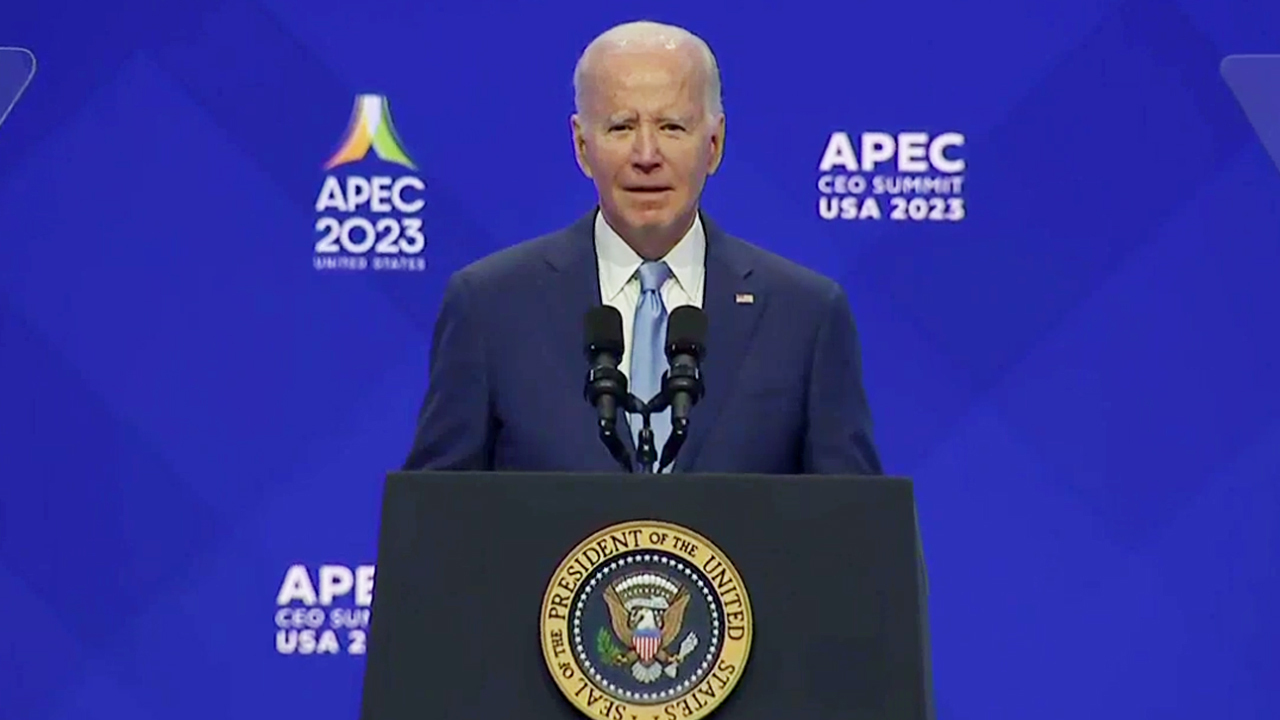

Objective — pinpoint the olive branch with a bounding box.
[595,627,626,665]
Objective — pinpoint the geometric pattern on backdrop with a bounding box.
[0,47,36,131]
[1221,54,1280,174]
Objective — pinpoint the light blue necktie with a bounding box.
[630,261,673,469]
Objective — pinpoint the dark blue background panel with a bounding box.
[1,1,1277,718]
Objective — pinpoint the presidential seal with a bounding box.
[540,520,752,720]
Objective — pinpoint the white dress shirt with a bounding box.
[594,210,706,382]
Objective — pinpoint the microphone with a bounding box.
[657,306,708,472]
[583,306,632,472]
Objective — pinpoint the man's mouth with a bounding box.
[624,186,673,193]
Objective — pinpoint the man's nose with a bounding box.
[630,129,662,170]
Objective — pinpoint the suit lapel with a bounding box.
[539,208,639,463]
[675,215,763,472]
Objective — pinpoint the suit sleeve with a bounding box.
[401,270,495,471]
[801,285,884,475]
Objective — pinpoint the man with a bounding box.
[403,20,882,475]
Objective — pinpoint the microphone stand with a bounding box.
[623,393,658,474]
[625,391,690,474]
[657,415,688,473]
[585,377,667,475]
[599,421,632,473]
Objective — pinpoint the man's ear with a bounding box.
[707,113,726,175]
[571,114,593,178]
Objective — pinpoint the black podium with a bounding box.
[359,472,933,720]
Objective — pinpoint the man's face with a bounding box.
[572,46,724,258]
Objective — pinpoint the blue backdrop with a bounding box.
[2,1,1278,718]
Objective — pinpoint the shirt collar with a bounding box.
[594,210,706,302]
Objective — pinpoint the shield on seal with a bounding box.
[633,627,661,663]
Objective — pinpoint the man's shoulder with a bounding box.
[444,213,846,307]
[451,227,570,286]
[720,230,844,303]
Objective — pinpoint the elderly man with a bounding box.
[402,20,882,475]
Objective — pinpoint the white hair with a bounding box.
[572,20,723,118]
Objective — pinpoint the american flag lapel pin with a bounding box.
[735,293,754,304]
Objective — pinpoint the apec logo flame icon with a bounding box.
[324,94,417,171]
[313,94,427,272]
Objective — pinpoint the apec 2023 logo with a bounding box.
[274,564,374,656]
[817,130,966,223]
[313,95,427,273]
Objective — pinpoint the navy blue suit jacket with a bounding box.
[403,210,882,475]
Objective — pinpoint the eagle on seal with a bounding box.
[601,573,700,683]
